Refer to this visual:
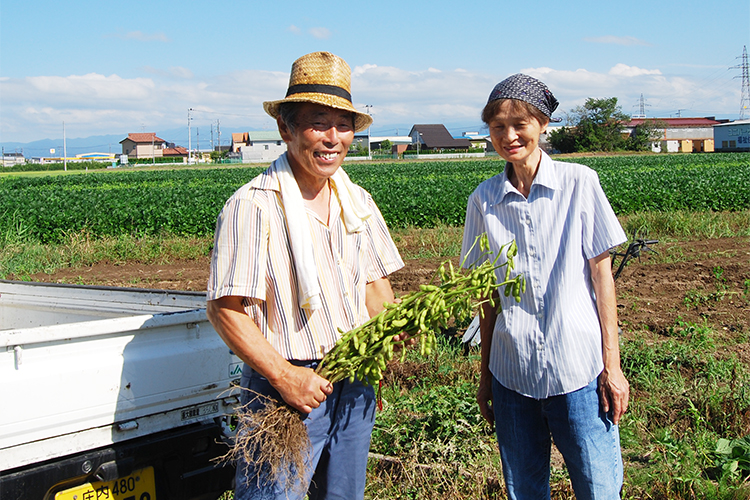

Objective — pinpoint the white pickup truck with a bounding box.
[0,280,241,500]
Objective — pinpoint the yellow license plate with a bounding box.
[54,466,156,500]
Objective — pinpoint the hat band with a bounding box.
[286,84,352,103]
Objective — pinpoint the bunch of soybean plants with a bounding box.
[226,235,524,496]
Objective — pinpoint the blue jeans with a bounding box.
[235,361,376,500]
[492,377,623,500]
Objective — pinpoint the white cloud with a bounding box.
[609,63,662,77]
[288,25,301,34]
[309,27,332,39]
[584,35,650,46]
[0,63,740,143]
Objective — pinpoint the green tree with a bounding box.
[380,139,392,152]
[548,126,578,153]
[550,97,631,153]
[573,97,629,152]
[627,119,666,151]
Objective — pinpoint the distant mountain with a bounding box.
[1,127,250,157]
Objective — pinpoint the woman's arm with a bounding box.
[589,251,630,424]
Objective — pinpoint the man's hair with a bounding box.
[481,98,549,127]
[278,102,302,134]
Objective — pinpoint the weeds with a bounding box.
[620,319,750,499]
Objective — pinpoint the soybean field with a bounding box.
[1,153,749,244]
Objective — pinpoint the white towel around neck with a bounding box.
[274,153,372,311]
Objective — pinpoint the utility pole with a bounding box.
[63,121,67,171]
[364,105,372,159]
[217,119,221,154]
[732,45,750,120]
[188,108,193,164]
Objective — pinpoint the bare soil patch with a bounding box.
[23,237,750,342]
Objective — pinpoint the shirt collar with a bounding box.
[248,154,284,192]
[489,150,559,206]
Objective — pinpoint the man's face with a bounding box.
[279,103,355,187]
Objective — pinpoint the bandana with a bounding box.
[487,74,561,122]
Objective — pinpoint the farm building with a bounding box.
[352,135,413,154]
[461,132,489,150]
[2,152,25,167]
[622,117,723,153]
[409,124,471,152]
[233,131,287,163]
[120,133,167,159]
[163,146,188,161]
[713,120,750,152]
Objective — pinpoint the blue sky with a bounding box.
[1,0,748,146]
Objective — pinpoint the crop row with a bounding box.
[1,153,748,244]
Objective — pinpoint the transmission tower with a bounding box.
[632,93,651,119]
[733,45,750,120]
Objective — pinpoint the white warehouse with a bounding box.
[713,120,750,152]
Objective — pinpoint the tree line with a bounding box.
[547,97,666,153]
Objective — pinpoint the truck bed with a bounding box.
[0,280,241,472]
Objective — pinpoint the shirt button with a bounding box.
[528,248,535,257]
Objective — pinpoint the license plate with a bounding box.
[54,466,156,500]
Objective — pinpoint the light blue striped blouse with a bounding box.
[461,151,626,399]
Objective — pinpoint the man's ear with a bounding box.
[277,116,293,143]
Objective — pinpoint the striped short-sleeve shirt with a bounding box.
[207,163,404,361]
[461,151,626,399]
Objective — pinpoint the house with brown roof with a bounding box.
[408,124,471,152]
[163,146,189,161]
[623,117,724,153]
[120,133,167,159]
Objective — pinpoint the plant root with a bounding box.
[219,392,311,495]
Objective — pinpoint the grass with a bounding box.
[3,211,748,280]
[0,232,213,279]
[3,210,750,499]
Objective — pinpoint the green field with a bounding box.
[1,153,749,244]
[2,153,750,499]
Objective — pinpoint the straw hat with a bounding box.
[263,51,373,132]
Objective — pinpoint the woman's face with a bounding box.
[487,100,548,167]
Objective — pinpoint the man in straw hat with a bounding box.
[207,51,404,499]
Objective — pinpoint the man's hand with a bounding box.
[272,364,334,414]
[598,366,629,425]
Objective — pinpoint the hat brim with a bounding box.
[263,93,373,132]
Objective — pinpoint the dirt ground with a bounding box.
[20,236,750,472]
[24,236,750,344]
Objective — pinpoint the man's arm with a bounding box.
[206,296,332,414]
[589,251,630,424]
[364,277,395,318]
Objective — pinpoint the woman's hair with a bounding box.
[481,98,550,127]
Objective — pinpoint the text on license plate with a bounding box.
[181,401,219,421]
[54,466,156,500]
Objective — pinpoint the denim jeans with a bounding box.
[492,377,623,500]
[234,361,377,500]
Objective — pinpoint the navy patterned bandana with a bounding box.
[487,74,562,122]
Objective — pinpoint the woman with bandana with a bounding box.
[461,74,629,500]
